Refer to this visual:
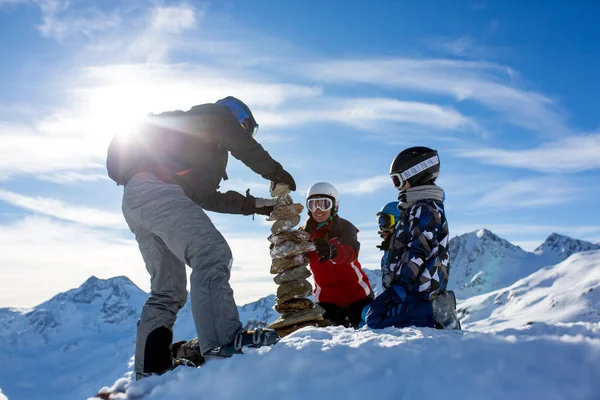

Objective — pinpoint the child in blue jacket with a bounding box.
[365,147,461,330]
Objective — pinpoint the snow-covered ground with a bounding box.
[0,230,599,400]
[96,324,600,400]
[92,246,600,400]
[0,388,7,400]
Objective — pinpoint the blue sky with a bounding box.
[1,0,599,308]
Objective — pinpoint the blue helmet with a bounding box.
[379,201,400,217]
[215,96,259,137]
[377,201,400,230]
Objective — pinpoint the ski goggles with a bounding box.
[390,155,439,190]
[216,97,259,137]
[377,213,396,229]
[307,197,333,212]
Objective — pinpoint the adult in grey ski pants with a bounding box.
[122,172,242,379]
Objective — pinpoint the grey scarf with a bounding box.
[398,185,445,209]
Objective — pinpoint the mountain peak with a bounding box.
[19,276,148,335]
[476,228,493,238]
[454,229,519,251]
[448,229,533,299]
[534,233,600,260]
[79,275,134,290]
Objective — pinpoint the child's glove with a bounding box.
[377,234,392,251]
[312,238,338,262]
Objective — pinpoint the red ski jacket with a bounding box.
[302,216,373,309]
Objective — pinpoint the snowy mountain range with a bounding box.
[0,230,599,400]
[447,229,599,299]
[534,232,600,260]
[458,248,600,331]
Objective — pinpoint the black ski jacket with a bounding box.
[106,103,280,214]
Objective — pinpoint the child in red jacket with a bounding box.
[301,182,373,328]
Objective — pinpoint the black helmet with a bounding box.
[389,146,440,189]
[215,96,259,137]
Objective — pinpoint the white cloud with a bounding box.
[35,0,121,41]
[471,177,582,211]
[426,35,494,58]
[336,175,390,195]
[36,171,110,183]
[301,58,566,136]
[0,216,143,307]
[0,123,105,179]
[0,62,321,180]
[456,133,600,172]
[357,229,385,270]
[130,4,201,62]
[278,97,475,132]
[0,60,473,180]
[0,216,279,308]
[150,3,197,34]
[0,190,126,228]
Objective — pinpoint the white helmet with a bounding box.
[307,182,340,214]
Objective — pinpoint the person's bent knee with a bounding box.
[187,233,232,267]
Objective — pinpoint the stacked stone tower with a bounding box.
[266,184,326,337]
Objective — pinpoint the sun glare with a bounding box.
[80,84,155,143]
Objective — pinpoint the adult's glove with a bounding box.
[312,237,338,262]
[242,194,277,216]
[270,162,296,191]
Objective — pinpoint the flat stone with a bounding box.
[276,279,313,303]
[274,298,314,313]
[268,230,310,245]
[270,319,323,334]
[267,203,304,221]
[271,215,301,234]
[270,240,315,259]
[269,305,325,329]
[270,254,309,274]
[270,182,291,197]
[273,265,311,285]
[277,194,294,207]
[273,319,333,337]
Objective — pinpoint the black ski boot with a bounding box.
[432,290,462,330]
[203,328,280,359]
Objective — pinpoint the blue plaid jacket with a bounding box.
[383,199,450,300]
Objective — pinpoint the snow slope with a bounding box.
[95,324,600,400]
[0,388,7,400]
[458,249,600,332]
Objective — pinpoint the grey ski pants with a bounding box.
[122,172,242,379]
